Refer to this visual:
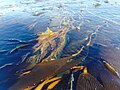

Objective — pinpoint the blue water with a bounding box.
[0,0,120,89]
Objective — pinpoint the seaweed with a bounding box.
[8,12,120,89]
[29,27,69,64]
[93,3,101,8]
[9,56,85,90]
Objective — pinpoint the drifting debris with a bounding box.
[49,6,54,10]
[33,12,45,16]
[93,3,101,7]
[58,5,62,9]
[104,0,109,3]
[77,26,80,30]
[80,9,84,12]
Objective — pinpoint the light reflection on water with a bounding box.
[0,0,120,89]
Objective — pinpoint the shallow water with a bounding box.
[0,0,120,89]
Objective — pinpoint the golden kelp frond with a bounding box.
[47,79,61,90]
[35,78,49,90]
[36,27,57,41]
[63,21,67,26]
[71,66,84,70]
[46,76,62,84]
[72,46,84,57]
[40,27,54,37]
[85,25,101,47]
[20,71,31,77]
[46,27,53,33]
[103,60,119,77]
[83,67,88,74]
[35,76,62,90]
[71,66,85,73]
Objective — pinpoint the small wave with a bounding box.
[3,39,25,42]
[10,44,29,54]
[3,38,37,44]
[0,63,13,70]
[0,50,8,54]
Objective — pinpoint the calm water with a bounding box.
[0,0,120,89]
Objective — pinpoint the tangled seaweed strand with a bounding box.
[25,27,69,70]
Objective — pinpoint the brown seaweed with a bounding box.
[9,56,84,90]
[27,27,69,65]
[76,70,104,90]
